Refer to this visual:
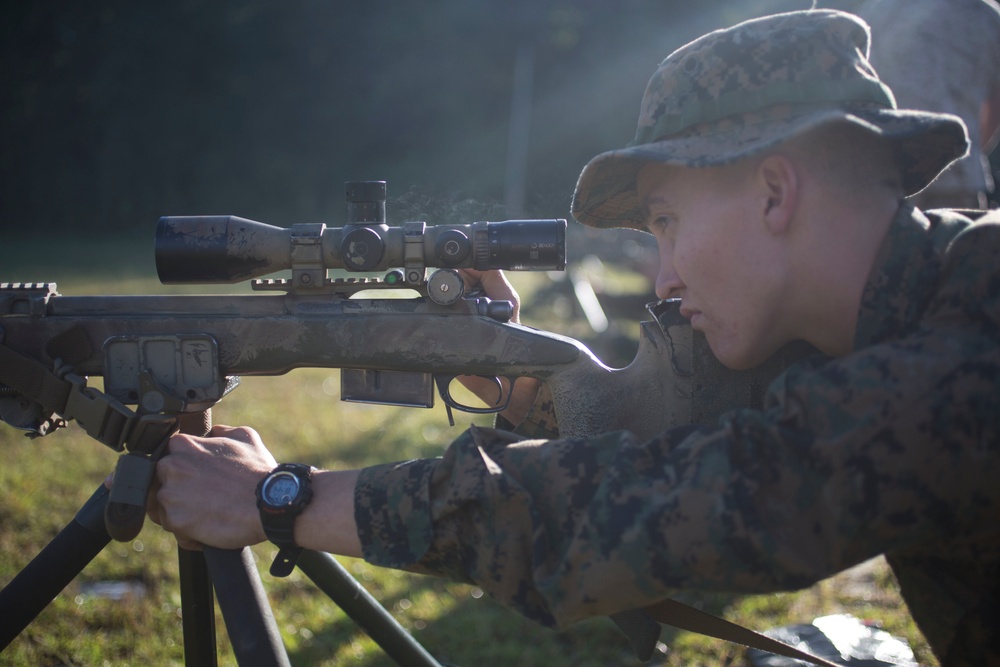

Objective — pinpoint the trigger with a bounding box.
[487,376,504,406]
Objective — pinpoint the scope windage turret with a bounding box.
[156,180,565,283]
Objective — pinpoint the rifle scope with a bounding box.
[156,181,566,284]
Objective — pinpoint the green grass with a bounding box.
[0,236,937,666]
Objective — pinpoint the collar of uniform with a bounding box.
[852,203,943,350]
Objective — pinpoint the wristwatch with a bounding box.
[256,463,315,577]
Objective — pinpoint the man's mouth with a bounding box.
[679,305,704,330]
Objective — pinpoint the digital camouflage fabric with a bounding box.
[571,9,969,230]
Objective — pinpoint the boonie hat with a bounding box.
[571,9,970,229]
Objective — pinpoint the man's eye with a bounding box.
[649,216,672,232]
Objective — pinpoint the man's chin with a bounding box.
[705,337,768,371]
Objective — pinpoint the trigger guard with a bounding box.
[436,375,515,415]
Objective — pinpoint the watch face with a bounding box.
[263,472,300,506]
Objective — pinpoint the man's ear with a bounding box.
[756,155,797,235]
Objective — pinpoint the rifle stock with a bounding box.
[0,283,636,422]
[0,283,814,443]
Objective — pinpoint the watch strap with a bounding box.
[269,545,304,577]
[260,507,297,546]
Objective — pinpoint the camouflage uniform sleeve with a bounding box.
[493,381,559,439]
[354,222,1000,631]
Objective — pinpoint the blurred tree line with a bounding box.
[0,0,807,235]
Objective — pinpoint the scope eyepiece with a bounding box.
[474,219,565,271]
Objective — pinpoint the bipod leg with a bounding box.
[178,547,218,666]
[0,484,112,649]
[177,546,290,667]
[297,550,443,667]
[201,546,290,667]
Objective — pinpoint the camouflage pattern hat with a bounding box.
[571,10,970,230]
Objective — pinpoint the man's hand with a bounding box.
[456,269,542,425]
[148,425,276,550]
[130,424,364,558]
[459,268,524,323]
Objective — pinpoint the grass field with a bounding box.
[0,235,937,666]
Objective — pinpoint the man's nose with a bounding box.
[655,262,683,300]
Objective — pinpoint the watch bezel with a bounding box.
[260,470,303,508]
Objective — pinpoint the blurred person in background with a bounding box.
[859,0,1000,208]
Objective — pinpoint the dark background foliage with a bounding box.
[2,0,827,235]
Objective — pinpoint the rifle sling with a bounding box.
[0,341,71,415]
[615,599,844,667]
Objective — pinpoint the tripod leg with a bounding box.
[202,546,290,667]
[297,550,443,667]
[178,547,219,666]
[0,484,112,649]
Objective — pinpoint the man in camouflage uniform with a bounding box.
[148,10,1000,665]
